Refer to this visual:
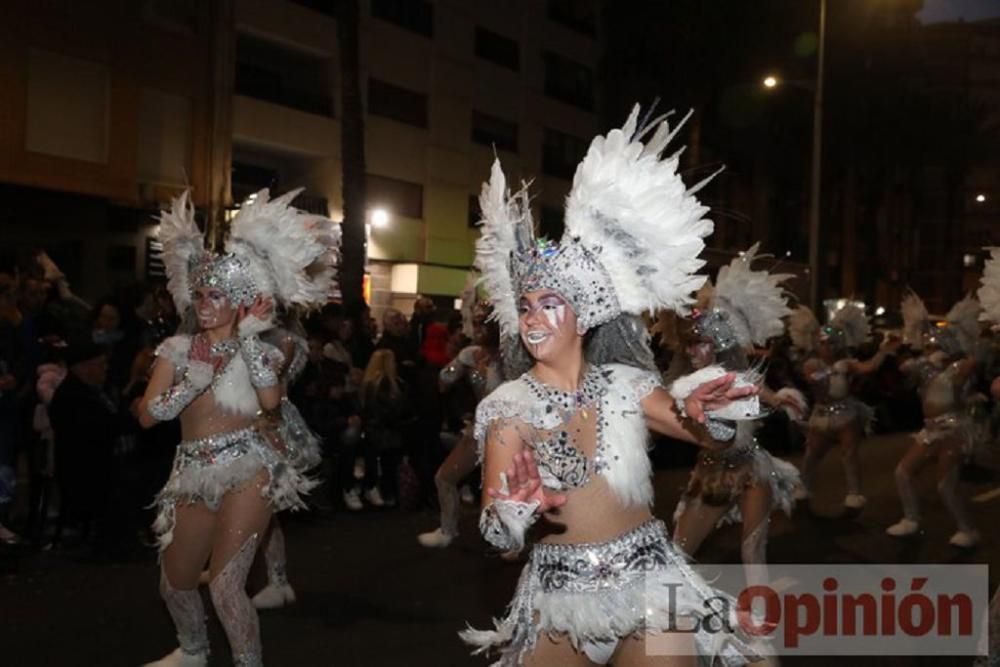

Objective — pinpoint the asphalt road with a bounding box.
[2,432,997,666]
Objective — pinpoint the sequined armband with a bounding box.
[239,334,280,388]
[147,360,214,421]
[479,499,540,552]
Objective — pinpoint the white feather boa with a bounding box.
[979,247,1000,325]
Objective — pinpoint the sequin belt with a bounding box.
[532,520,672,595]
[699,441,758,468]
[175,426,262,468]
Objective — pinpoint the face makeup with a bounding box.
[518,291,574,361]
[193,287,235,330]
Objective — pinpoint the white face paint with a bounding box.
[193,287,235,331]
[518,291,576,362]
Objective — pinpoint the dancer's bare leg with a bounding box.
[153,502,216,664]
[798,430,836,498]
[738,483,774,590]
[937,438,978,545]
[672,497,730,558]
[523,632,597,667]
[207,472,273,666]
[887,441,934,536]
[614,629,697,666]
[839,426,866,507]
[252,518,296,609]
[419,433,478,547]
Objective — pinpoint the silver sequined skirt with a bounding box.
[461,519,758,666]
[153,425,316,550]
[808,397,873,435]
[916,411,983,456]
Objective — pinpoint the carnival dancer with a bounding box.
[461,106,761,666]
[670,245,806,587]
[251,323,324,609]
[790,303,898,511]
[418,299,503,548]
[137,189,338,666]
[886,292,982,547]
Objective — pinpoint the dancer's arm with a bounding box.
[850,337,901,375]
[237,297,283,411]
[479,423,566,551]
[642,372,755,445]
[135,341,214,428]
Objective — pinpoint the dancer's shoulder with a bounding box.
[154,334,192,369]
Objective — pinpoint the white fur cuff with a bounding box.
[186,360,215,390]
[238,314,274,338]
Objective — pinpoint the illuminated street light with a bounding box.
[975,194,986,203]
[875,306,886,316]
[370,208,390,228]
[763,75,779,89]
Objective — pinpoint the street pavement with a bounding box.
[1,431,997,666]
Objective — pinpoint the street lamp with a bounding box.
[975,194,986,203]
[762,0,826,309]
[370,207,390,228]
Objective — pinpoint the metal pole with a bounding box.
[808,0,826,309]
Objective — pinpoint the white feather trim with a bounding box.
[212,356,261,417]
[979,247,1000,324]
[945,294,981,355]
[713,243,793,347]
[788,305,819,352]
[157,191,207,312]
[186,360,214,391]
[668,365,728,402]
[155,335,193,372]
[226,188,340,309]
[900,289,929,347]
[601,364,656,507]
[564,105,714,317]
[774,387,808,422]
[238,314,274,337]
[474,161,532,340]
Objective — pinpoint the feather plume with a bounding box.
[712,243,793,347]
[564,104,714,317]
[900,289,929,347]
[945,294,981,355]
[978,247,1000,325]
[474,161,534,340]
[788,305,819,353]
[830,303,870,348]
[157,190,207,311]
[227,189,340,309]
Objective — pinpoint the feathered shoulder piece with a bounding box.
[158,191,208,312]
[226,189,340,309]
[788,305,819,353]
[830,303,870,349]
[945,294,981,355]
[708,243,793,348]
[979,247,1000,325]
[900,289,929,347]
[564,104,714,319]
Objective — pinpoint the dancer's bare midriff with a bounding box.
[179,389,255,441]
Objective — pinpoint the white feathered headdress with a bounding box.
[826,303,870,349]
[978,247,1000,326]
[931,294,981,356]
[900,289,930,348]
[158,189,339,312]
[475,105,715,339]
[695,243,793,350]
[788,305,819,353]
[226,188,340,309]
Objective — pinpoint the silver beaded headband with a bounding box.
[511,238,621,334]
[189,253,259,307]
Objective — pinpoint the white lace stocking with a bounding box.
[209,533,262,667]
[160,569,209,658]
[263,524,288,587]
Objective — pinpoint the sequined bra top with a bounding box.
[906,358,965,414]
[474,363,662,507]
[440,345,503,401]
[806,358,851,403]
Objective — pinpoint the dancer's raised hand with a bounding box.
[487,450,567,513]
[684,372,757,424]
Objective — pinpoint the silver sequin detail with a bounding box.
[190,253,259,307]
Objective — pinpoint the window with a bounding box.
[468,195,481,228]
[235,34,333,116]
[368,78,428,128]
[547,0,597,37]
[542,128,587,180]
[372,0,433,37]
[539,205,564,240]
[471,111,518,152]
[543,51,594,110]
[368,174,423,219]
[474,26,520,71]
[232,161,278,202]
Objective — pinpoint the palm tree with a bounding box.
[335,0,367,312]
